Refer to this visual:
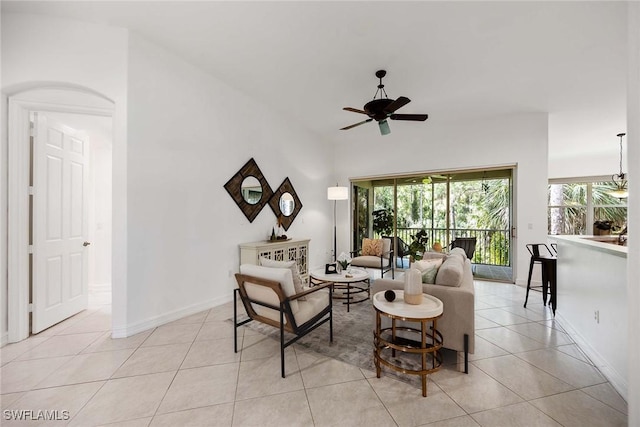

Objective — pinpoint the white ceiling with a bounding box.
[3,1,629,162]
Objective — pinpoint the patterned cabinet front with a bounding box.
[239,238,310,283]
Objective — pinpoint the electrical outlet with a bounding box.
[594,310,600,324]
[228,270,233,278]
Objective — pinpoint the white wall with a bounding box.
[626,2,640,424]
[554,237,627,398]
[1,13,335,339]
[123,34,333,334]
[1,13,128,340]
[89,140,113,289]
[334,113,549,285]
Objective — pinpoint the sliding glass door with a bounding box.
[352,168,514,282]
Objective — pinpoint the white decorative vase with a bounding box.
[404,268,423,305]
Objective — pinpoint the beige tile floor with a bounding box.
[0,280,628,426]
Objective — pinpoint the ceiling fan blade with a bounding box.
[340,118,372,130]
[383,96,411,114]
[343,107,368,115]
[390,113,429,121]
[378,119,391,135]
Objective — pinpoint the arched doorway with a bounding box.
[6,84,117,342]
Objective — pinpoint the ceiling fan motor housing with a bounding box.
[364,98,395,121]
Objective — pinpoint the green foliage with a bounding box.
[408,229,429,261]
[372,208,394,236]
[369,175,513,266]
[547,182,627,234]
[489,231,509,265]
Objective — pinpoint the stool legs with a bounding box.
[524,258,535,307]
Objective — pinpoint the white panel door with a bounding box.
[32,112,89,333]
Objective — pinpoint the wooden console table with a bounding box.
[239,238,310,283]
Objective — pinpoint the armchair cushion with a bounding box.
[362,238,383,256]
[295,286,331,325]
[260,257,305,297]
[240,264,299,317]
[350,255,387,268]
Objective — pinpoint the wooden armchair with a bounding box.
[350,237,394,279]
[234,264,333,378]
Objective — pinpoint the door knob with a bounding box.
[83,241,91,247]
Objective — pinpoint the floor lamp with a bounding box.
[327,185,348,261]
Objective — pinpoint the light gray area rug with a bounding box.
[234,293,458,388]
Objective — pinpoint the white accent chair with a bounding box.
[234,264,333,377]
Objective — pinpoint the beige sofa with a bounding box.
[371,247,475,373]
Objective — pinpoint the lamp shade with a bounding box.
[327,186,348,200]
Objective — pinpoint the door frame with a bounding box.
[8,93,113,342]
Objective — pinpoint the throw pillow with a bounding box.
[259,257,305,298]
[413,259,443,285]
[362,238,383,256]
[421,265,439,284]
[413,258,443,272]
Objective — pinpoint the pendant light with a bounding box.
[609,133,628,199]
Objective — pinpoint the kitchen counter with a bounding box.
[554,234,627,256]
[550,235,627,400]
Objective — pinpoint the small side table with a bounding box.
[310,268,370,312]
[373,290,443,397]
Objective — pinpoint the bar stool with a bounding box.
[524,243,557,314]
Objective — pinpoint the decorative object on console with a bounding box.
[340,70,429,136]
[268,216,288,241]
[269,177,303,231]
[327,185,348,261]
[609,132,628,199]
[224,158,273,222]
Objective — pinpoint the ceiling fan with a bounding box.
[340,70,429,135]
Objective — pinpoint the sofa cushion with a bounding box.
[449,247,467,259]
[435,254,464,287]
[260,257,304,298]
[362,238,383,256]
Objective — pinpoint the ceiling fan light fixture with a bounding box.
[608,133,628,199]
[379,119,390,135]
[340,70,428,135]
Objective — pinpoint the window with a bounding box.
[548,180,627,235]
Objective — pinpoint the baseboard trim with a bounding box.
[555,313,628,401]
[1,331,8,348]
[111,294,233,339]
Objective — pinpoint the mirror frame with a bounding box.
[269,177,303,231]
[224,158,273,222]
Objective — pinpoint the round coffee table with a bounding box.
[372,290,443,396]
[310,268,370,312]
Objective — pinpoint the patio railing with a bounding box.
[391,227,511,267]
